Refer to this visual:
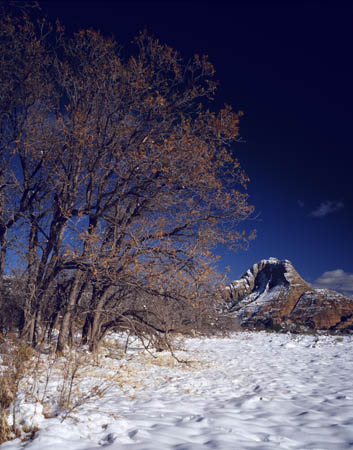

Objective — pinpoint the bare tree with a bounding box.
[0,9,57,335]
[0,10,255,351]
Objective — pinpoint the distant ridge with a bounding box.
[226,258,353,333]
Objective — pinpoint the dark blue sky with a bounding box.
[43,1,353,290]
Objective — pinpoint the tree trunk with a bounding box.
[56,272,81,353]
[0,231,6,333]
[47,309,60,343]
[0,188,6,327]
[88,316,103,352]
[86,288,112,352]
[81,314,93,344]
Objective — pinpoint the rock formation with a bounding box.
[227,258,353,333]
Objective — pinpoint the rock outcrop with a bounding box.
[227,258,353,333]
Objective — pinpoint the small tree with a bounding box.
[0,7,254,351]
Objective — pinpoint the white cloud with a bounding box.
[314,269,353,294]
[309,201,344,218]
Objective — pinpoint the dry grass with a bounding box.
[0,334,33,443]
[0,331,206,443]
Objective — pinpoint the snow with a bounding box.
[236,285,289,319]
[266,257,281,264]
[229,257,295,295]
[2,332,353,450]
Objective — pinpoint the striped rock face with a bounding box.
[227,258,353,333]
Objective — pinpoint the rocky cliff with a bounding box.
[227,258,353,333]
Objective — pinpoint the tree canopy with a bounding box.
[0,7,254,351]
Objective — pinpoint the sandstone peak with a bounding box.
[227,258,353,333]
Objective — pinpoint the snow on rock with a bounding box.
[1,332,353,450]
[227,258,353,332]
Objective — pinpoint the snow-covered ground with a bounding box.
[2,331,353,450]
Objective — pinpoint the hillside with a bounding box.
[227,257,353,332]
